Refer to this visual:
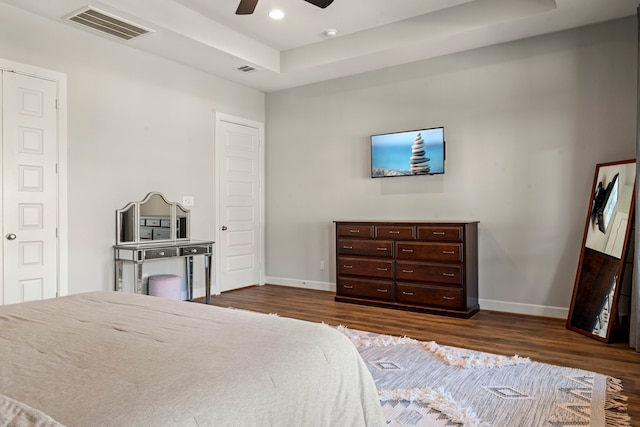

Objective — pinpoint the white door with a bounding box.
[2,71,59,304]
[215,115,263,292]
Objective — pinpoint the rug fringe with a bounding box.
[379,387,490,427]
[421,340,531,369]
[336,325,417,347]
[605,377,631,427]
[336,325,530,369]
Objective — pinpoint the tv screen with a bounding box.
[370,127,445,178]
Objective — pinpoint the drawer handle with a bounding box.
[377,289,388,293]
[402,249,414,253]
[343,246,353,249]
[388,231,400,234]
[442,273,455,277]
[158,251,165,256]
[443,296,455,300]
[343,285,354,289]
[376,247,388,251]
[442,250,455,254]
[343,265,353,269]
[377,267,388,271]
[402,291,414,296]
[349,229,360,233]
[190,249,198,254]
[402,269,414,273]
[433,231,446,235]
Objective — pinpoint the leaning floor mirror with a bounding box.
[567,159,636,342]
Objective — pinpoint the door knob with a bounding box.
[6,233,16,240]
[221,226,228,231]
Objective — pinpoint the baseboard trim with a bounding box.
[265,276,335,292]
[479,298,568,319]
[265,277,569,319]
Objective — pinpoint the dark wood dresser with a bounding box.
[334,221,479,318]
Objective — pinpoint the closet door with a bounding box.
[2,71,59,304]
[215,115,264,293]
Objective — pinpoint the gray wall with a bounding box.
[265,17,638,317]
[0,3,265,295]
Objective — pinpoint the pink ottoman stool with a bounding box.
[148,274,182,300]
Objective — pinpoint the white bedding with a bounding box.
[0,292,385,427]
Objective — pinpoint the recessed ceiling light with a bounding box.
[325,28,338,37]
[269,9,284,20]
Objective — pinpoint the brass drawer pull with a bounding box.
[343,285,354,289]
[349,229,360,233]
[343,246,353,249]
[442,273,455,277]
[376,247,388,251]
[402,249,414,252]
[377,289,388,293]
[388,231,400,234]
[443,296,455,300]
[343,265,353,269]
[402,269,414,273]
[377,267,388,271]
[403,291,414,296]
[433,231,446,235]
[442,250,455,254]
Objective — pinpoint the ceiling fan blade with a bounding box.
[304,0,334,8]
[236,0,259,15]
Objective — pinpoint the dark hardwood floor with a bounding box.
[201,284,640,424]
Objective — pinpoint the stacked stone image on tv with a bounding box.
[410,133,431,174]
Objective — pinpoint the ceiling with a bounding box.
[1,0,637,92]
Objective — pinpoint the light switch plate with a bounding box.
[182,196,194,207]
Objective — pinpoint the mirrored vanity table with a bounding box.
[567,160,636,342]
[113,192,215,304]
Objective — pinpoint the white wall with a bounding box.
[0,3,265,295]
[265,17,637,317]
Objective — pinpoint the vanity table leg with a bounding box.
[186,256,194,301]
[115,260,124,292]
[205,254,212,305]
[134,263,143,294]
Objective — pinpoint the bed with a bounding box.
[0,291,385,426]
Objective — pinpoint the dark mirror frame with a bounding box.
[567,159,636,342]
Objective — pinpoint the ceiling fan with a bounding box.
[236,0,335,15]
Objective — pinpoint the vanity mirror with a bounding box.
[116,192,190,245]
[567,159,636,342]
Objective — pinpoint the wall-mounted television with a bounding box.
[370,126,445,178]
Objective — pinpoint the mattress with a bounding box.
[0,291,385,426]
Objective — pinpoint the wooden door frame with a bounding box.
[213,112,265,295]
[0,58,68,302]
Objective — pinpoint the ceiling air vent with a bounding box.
[65,7,153,41]
[237,65,258,73]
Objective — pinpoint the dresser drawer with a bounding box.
[152,228,171,240]
[338,257,393,279]
[337,278,393,301]
[337,239,393,258]
[396,261,462,285]
[396,283,463,309]
[140,227,153,239]
[144,248,177,260]
[396,242,463,262]
[417,226,463,242]
[145,218,161,227]
[180,245,210,256]
[337,224,373,238]
[375,225,414,240]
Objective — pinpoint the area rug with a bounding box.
[336,326,631,427]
